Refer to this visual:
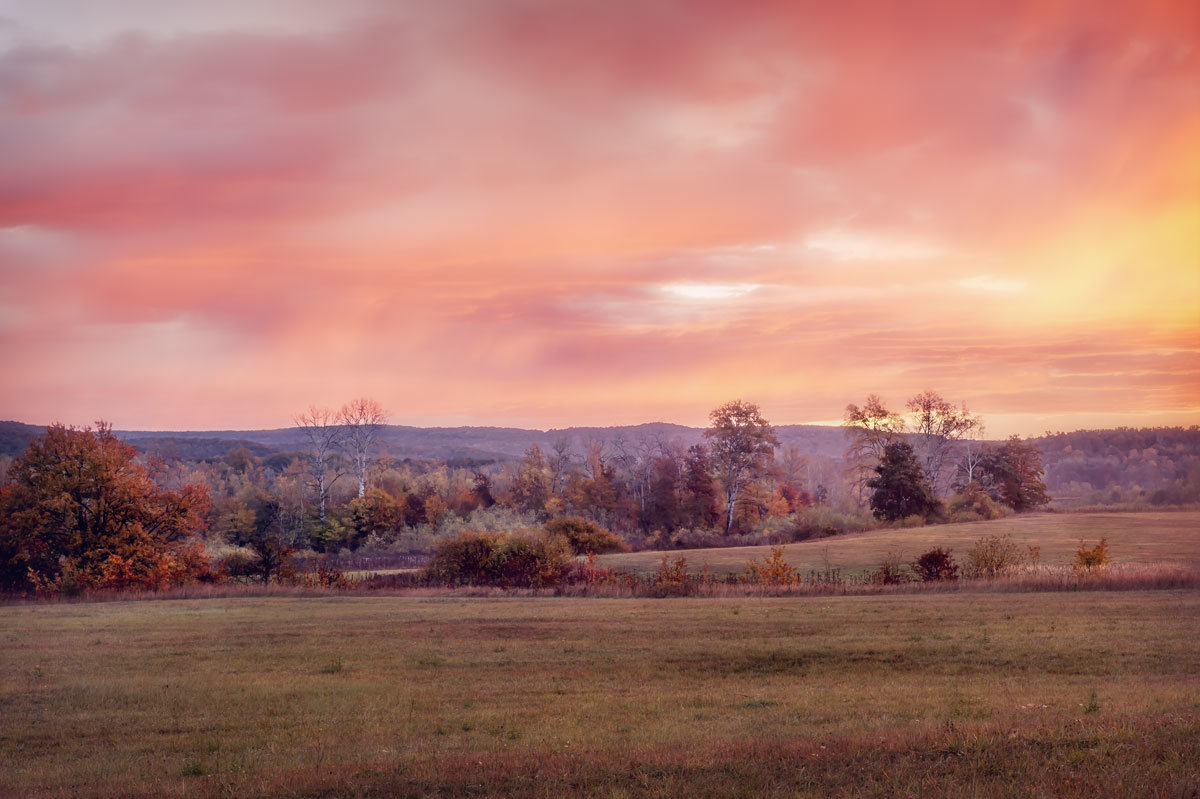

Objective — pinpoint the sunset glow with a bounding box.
[1,0,1198,434]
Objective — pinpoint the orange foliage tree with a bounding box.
[0,423,212,593]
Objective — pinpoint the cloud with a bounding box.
[0,0,1197,432]
[956,275,1027,294]
[657,283,762,302]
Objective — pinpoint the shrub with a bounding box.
[869,551,911,585]
[219,545,296,584]
[426,532,505,584]
[911,547,958,581]
[649,555,705,597]
[788,506,873,541]
[293,564,351,588]
[947,483,1005,523]
[425,531,573,588]
[663,527,727,550]
[963,534,1040,578]
[1074,538,1111,573]
[573,551,622,586]
[544,516,630,555]
[741,547,798,586]
[496,534,574,588]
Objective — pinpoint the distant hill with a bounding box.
[3,421,1195,496]
[0,421,42,458]
[0,419,849,462]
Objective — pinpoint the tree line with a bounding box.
[0,391,1083,594]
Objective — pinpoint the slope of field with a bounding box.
[599,511,1200,577]
[2,593,1197,798]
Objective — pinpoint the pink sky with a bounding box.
[1,0,1197,435]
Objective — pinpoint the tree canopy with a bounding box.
[0,423,211,593]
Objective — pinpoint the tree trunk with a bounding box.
[724,479,738,535]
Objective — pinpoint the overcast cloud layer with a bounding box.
[1,0,1197,434]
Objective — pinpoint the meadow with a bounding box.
[3,590,1198,798]
[599,510,1200,577]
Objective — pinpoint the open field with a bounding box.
[3,592,1198,798]
[599,510,1200,577]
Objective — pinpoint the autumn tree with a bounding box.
[681,444,720,529]
[906,390,981,496]
[866,441,940,522]
[646,445,685,533]
[978,436,1051,512]
[705,400,779,535]
[239,495,296,583]
[843,395,906,504]
[472,470,496,508]
[511,444,552,515]
[294,406,345,523]
[339,397,387,498]
[0,423,211,592]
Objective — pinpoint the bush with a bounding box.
[425,531,573,588]
[644,527,727,551]
[788,506,873,542]
[947,483,1005,523]
[741,548,798,586]
[293,564,351,588]
[1074,538,1111,573]
[572,551,623,587]
[648,555,705,597]
[868,551,911,585]
[543,516,629,555]
[963,534,1040,578]
[911,547,958,581]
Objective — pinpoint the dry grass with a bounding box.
[599,510,1200,577]
[2,592,1198,797]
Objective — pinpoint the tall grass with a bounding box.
[6,560,1197,606]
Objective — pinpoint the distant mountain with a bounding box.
[0,419,850,461]
[0,421,43,457]
[4,420,1195,495]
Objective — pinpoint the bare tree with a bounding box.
[843,394,906,505]
[549,435,574,496]
[611,434,657,531]
[906,390,982,496]
[340,397,387,498]
[954,422,989,491]
[294,406,346,523]
[705,400,779,535]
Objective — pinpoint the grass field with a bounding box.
[598,510,1200,577]
[3,591,1198,798]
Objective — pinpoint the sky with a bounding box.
[0,0,1198,436]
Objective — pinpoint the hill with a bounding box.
[598,510,1200,577]
[0,419,850,462]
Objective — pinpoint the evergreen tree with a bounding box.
[867,442,940,522]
